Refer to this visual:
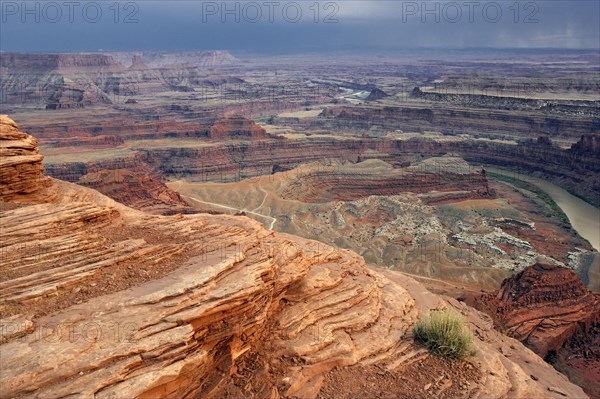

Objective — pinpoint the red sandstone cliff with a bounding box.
[472,263,600,397]
[475,263,600,357]
[78,158,193,214]
[0,115,50,201]
[209,115,270,140]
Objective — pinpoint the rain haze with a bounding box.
[1,0,599,53]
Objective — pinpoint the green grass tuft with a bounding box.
[413,309,475,359]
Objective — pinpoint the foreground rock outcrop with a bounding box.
[0,115,50,201]
[0,116,589,398]
[475,263,600,357]
[471,263,600,398]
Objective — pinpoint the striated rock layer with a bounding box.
[0,53,124,73]
[40,131,600,206]
[475,263,600,357]
[41,154,192,214]
[318,105,600,139]
[77,155,193,214]
[136,134,600,206]
[0,115,50,201]
[29,115,264,140]
[209,115,271,140]
[0,117,589,398]
[278,158,492,204]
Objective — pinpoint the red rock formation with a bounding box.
[78,157,193,214]
[278,159,492,204]
[29,118,213,139]
[27,115,271,142]
[476,263,600,357]
[319,104,599,139]
[4,119,190,214]
[0,115,50,201]
[555,322,600,398]
[137,133,600,206]
[41,135,125,148]
[33,120,597,205]
[209,115,270,140]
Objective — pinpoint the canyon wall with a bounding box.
[0,53,124,72]
[278,159,492,204]
[412,88,600,118]
[318,105,600,139]
[135,135,599,206]
[40,131,599,207]
[43,154,191,214]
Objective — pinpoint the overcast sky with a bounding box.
[1,1,599,53]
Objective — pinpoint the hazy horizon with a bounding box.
[2,47,600,55]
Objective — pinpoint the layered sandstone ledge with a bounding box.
[278,158,492,204]
[0,115,50,201]
[0,117,588,398]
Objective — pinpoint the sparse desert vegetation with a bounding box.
[414,309,475,359]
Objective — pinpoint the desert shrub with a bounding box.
[413,309,475,359]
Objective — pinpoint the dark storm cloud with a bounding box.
[0,1,598,52]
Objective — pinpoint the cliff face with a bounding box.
[0,115,50,201]
[26,114,271,141]
[0,51,237,71]
[43,154,192,214]
[137,134,599,206]
[0,53,124,72]
[319,104,600,139]
[209,115,271,140]
[78,158,193,214]
[29,118,212,139]
[0,116,589,399]
[476,263,600,357]
[0,52,240,110]
[108,50,238,68]
[0,53,119,108]
[38,129,599,208]
[139,138,373,183]
[278,158,492,204]
[411,88,600,118]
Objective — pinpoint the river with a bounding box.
[486,167,600,251]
